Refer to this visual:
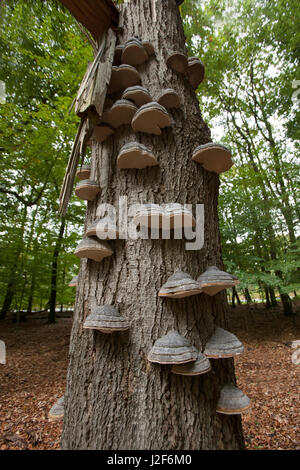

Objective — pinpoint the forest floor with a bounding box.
[0,302,299,450]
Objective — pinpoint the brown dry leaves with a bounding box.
[229,302,300,450]
[0,317,70,450]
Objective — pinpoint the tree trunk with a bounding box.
[26,274,35,316]
[244,288,252,304]
[265,287,271,309]
[269,287,277,307]
[48,217,66,324]
[0,206,27,320]
[0,271,16,320]
[61,0,244,450]
[232,286,241,308]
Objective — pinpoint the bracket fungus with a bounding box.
[68,275,78,287]
[148,331,197,365]
[197,266,239,296]
[171,351,211,376]
[192,143,233,174]
[102,99,138,128]
[122,86,152,107]
[83,305,129,333]
[48,395,64,422]
[166,52,188,73]
[108,65,141,94]
[157,88,181,109]
[142,41,155,57]
[216,384,251,415]
[92,124,114,143]
[132,204,164,229]
[164,203,196,229]
[76,165,91,180]
[121,37,149,65]
[187,57,205,89]
[75,179,100,201]
[117,142,158,169]
[204,327,244,359]
[86,216,120,240]
[159,270,202,299]
[74,237,113,262]
[132,102,171,135]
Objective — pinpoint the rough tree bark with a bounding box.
[61,0,245,450]
[243,288,252,304]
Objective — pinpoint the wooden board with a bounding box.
[59,0,119,41]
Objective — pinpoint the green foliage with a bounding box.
[181,0,299,300]
[0,0,92,312]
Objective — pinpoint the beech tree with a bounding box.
[61,0,245,450]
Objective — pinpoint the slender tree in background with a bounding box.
[48,216,66,323]
[61,0,245,450]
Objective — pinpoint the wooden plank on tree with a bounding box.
[59,0,119,40]
[75,28,116,118]
[59,27,116,217]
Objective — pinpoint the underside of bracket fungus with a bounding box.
[157,88,181,109]
[166,51,188,73]
[132,102,171,135]
[86,216,119,240]
[197,266,239,296]
[102,99,138,128]
[133,204,164,229]
[148,331,197,365]
[159,270,202,299]
[164,203,196,229]
[92,124,114,143]
[171,351,211,376]
[76,164,91,180]
[48,395,64,422]
[204,327,244,358]
[216,384,251,415]
[122,86,152,107]
[74,237,113,262]
[117,142,158,169]
[83,305,129,333]
[75,179,100,201]
[121,37,149,65]
[68,275,78,287]
[192,143,233,174]
[108,65,141,94]
[187,57,205,89]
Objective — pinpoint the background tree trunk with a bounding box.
[269,287,277,307]
[244,288,252,304]
[61,0,245,450]
[48,217,66,324]
[232,286,241,308]
[265,287,271,309]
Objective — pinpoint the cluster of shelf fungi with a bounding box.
[57,8,250,425]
